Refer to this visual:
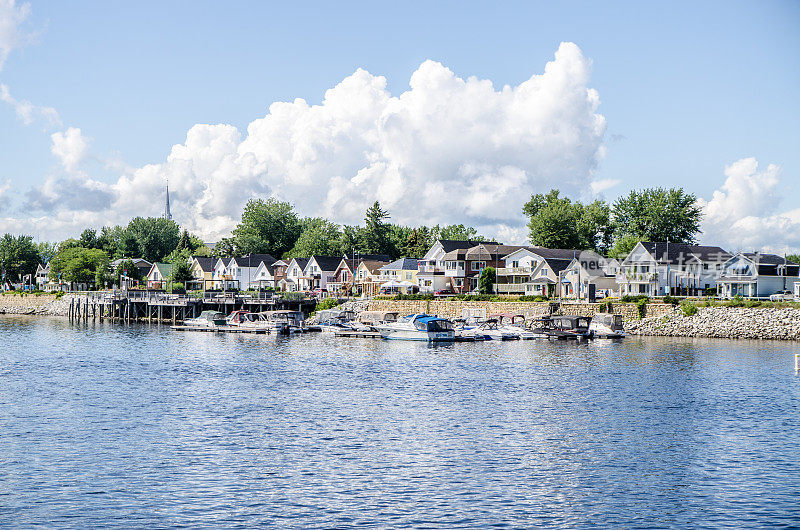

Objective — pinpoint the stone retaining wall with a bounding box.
[625,306,800,340]
[0,293,77,316]
[364,299,674,321]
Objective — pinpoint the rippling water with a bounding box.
[1,316,799,527]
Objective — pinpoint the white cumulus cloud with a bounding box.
[50,127,90,172]
[698,157,800,254]
[0,0,31,70]
[6,42,607,242]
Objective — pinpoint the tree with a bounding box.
[125,217,181,262]
[212,237,236,259]
[169,249,194,284]
[287,218,342,258]
[339,225,362,256]
[232,198,301,257]
[607,234,642,259]
[0,234,40,284]
[360,201,391,255]
[49,247,108,285]
[431,224,485,242]
[478,266,496,294]
[788,254,800,266]
[611,188,702,244]
[523,190,613,252]
[402,227,430,258]
[36,241,58,264]
[79,228,99,249]
[176,229,191,251]
[114,258,143,284]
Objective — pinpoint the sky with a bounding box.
[0,0,799,252]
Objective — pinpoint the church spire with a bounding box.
[163,181,172,221]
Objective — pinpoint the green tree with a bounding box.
[169,249,194,284]
[402,227,430,258]
[49,247,109,285]
[523,190,612,252]
[611,188,702,244]
[176,229,191,251]
[124,217,181,262]
[339,225,362,256]
[79,228,99,249]
[787,254,800,265]
[431,224,486,242]
[360,201,391,255]
[114,258,143,284]
[0,234,40,283]
[287,218,342,258]
[577,200,614,253]
[478,266,496,294]
[608,234,642,259]
[232,198,301,257]
[36,241,58,264]
[212,237,237,259]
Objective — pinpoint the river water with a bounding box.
[1,315,799,527]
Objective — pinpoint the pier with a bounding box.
[69,290,317,324]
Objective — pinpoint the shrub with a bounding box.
[662,295,681,306]
[745,299,762,308]
[636,298,648,318]
[316,298,341,311]
[598,301,613,313]
[680,300,698,316]
[621,294,650,303]
[518,295,548,302]
[725,295,745,307]
[171,282,186,294]
[55,291,65,299]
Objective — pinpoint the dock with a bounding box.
[334,330,383,339]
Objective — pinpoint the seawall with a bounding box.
[0,293,77,316]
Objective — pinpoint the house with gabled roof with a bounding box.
[717,252,799,298]
[188,256,215,290]
[146,262,173,289]
[352,259,391,296]
[616,242,731,297]
[442,243,524,293]
[281,258,309,292]
[495,247,578,297]
[299,255,342,291]
[417,239,499,293]
[252,259,288,290]
[558,252,620,301]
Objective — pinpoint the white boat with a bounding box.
[589,313,626,339]
[257,310,305,334]
[183,310,227,328]
[489,313,540,339]
[376,314,455,342]
[476,318,519,340]
[316,309,357,333]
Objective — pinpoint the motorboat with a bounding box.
[451,319,487,341]
[476,318,519,340]
[183,310,227,328]
[316,309,357,333]
[530,315,592,340]
[376,314,455,341]
[256,310,305,334]
[357,311,400,330]
[589,313,626,338]
[489,313,539,340]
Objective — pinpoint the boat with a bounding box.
[257,310,305,334]
[357,311,400,330]
[476,318,519,340]
[376,314,455,341]
[589,313,626,338]
[489,313,539,339]
[530,315,592,340]
[452,319,487,341]
[183,310,227,328]
[316,309,357,333]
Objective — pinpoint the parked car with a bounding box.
[434,289,455,297]
[769,290,793,302]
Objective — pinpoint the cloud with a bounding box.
[0,82,60,126]
[0,178,10,210]
[590,178,621,195]
[51,127,90,172]
[698,157,800,253]
[0,0,32,70]
[5,42,607,242]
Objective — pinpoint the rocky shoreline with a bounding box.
[625,306,800,341]
[0,293,75,317]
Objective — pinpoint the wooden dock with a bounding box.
[334,330,383,339]
[171,325,275,334]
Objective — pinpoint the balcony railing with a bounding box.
[497,266,533,275]
[617,272,657,282]
[494,283,528,293]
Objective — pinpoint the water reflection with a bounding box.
[1,316,799,527]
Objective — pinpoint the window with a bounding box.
[458,261,465,270]
[512,260,519,268]
[472,261,486,271]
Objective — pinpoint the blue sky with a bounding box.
[1,0,799,249]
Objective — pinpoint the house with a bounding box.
[616,242,731,297]
[188,256,216,290]
[558,253,620,301]
[110,258,153,279]
[352,260,391,296]
[495,247,578,297]
[717,252,799,298]
[281,258,310,292]
[35,263,51,288]
[417,240,499,293]
[442,243,524,293]
[328,258,359,295]
[146,263,173,289]
[377,257,420,294]
[299,256,342,291]
[252,259,288,290]
[227,254,276,291]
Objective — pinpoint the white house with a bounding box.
[559,254,620,301]
[300,256,341,291]
[281,258,309,292]
[35,263,51,288]
[616,242,731,297]
[495,247,578,297]
[252,259,288,290]
[417,240,497,293]
[717,252,799,298]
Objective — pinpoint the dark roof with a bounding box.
[290,258,310,269]
[309,255,342,271]
[542,258,573,275]
[741,253,798,266]
[231,254,277,267]
[381,257,420,270]
[640,242,731,264]
[438,239,500,253]
[344,253,392,262]
[192,256,216,272]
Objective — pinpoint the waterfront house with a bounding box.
[352,259,390,296]
[188,256,215,290]
[495,247,578,297]
[377,257,420,294]
[717,252,799,298]
[281,258,309,292]
[417,240,499,293]
[252,259,288,290]
[35,263,50,289]
[146,263,173,290]
[559,253,620,301]
[442,243,524,293]
[110,258,153,279]
[616,242,731,297]
[226,254,276,291]
[299,256,341,292]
